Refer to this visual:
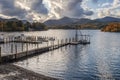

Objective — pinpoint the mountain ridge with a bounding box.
[0,17,28,24]
[44,16,120,26]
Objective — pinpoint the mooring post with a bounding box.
[66,38,67,44]
[47,41,49,47]
[61,39,62,45]
[37,43,39,53]
[85,35,87,41]
[52,41,54,49]
[26,43,28,56]
[15,44,17,59]
[22,43,24,52]
[50,41,52,50]
[58,39,59,47]
[11,44,13,53]
[45,36,47,40]
[0,47,1,63]
[69,38,70,43]
[69,38,71,43]
[37,43,39,49]
[72,37,74,42]
[36,36,37,42]
[86,35,88,42]
[89,35,90,42]
[51,41,52,47]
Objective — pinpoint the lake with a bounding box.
[3,29,119,80]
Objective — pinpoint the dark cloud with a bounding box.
[31,0,49,14]
[68,0,82,9]
[0,0,27,19]
[0,0,94,21]
[84,11,94,15]
[92,0,98,3]
[65,0,93,17]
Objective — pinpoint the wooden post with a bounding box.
[69,38,71,43]
[61,39,62,45]
[53,41,54,49]
[51,41,52,47]
[86,35,88,42]
[11,44,13,53]
[47,41,49,47]
[66,38,67,43]
[85,35,86,41]
[72,37,74,42]
[26,44,28,56]
[58,39,59,47]
[15,44,17,59]
[89,35,90,42]
[37,43,39,49]
[60,39,63,51]
[22,43,24,52]
[36,36,37,42]
[35,43,37,49]
[0,47,1,63]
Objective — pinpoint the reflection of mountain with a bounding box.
[44,16,120,29]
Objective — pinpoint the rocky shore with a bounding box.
[0,64,58,80]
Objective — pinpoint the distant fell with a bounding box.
[44,16,120,26]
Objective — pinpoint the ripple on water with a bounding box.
[13,30,120,80]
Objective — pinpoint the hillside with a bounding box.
[0,18,47,31]
[44,17,79,26]
[95,17,120,22]
[101,22,120,32]
[44,16,120,29]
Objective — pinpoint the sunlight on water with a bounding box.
[2,30,119,80]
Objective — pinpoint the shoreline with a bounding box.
[0,64,59,80]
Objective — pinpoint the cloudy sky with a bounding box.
[0,0,120,22]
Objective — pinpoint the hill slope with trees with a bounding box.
[0,18,47,31]
[101,22,120,32]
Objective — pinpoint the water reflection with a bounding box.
[13,30,120,80]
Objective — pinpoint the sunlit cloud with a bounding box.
[0,0,119,21]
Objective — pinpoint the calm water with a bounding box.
[11,30,120,80]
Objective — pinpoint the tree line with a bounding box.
[0,21,47,31]
[101,22,120,32]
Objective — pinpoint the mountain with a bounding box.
[44,17,80,26]
[0,18,18,21]
[75,18,92,24]
[0,17,29,24]
[44,16,120,27]
[95,16,120,22]
[0,17,4,21]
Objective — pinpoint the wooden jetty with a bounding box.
[0,43,69,63]
[0,34,54,44]
[70,25,90,45]
[0,28,90,63]
[0,36,90,63]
